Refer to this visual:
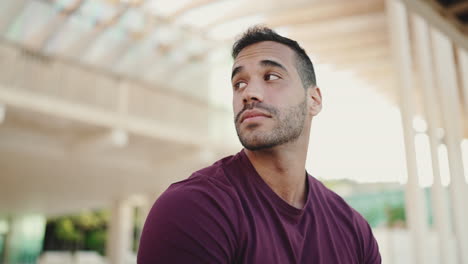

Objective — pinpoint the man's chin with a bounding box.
[240,139,278,151]
[243,144,271,151]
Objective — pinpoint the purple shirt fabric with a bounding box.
[138,150,381,263]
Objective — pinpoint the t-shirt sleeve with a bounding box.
[354,214,382,264]
[137,177,239,264]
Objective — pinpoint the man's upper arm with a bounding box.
[354,214,381,264]
[137,179,239,264]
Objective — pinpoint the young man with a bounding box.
[138,26,381,264]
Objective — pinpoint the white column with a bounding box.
[459,48,468,186]
[431,28,468,264]
[133,195,152,252]
[1,217,13,264]
[2,215,46,264]
[107,199,134,264]
[411,14,453,264]
[386,0,428,263]
[458,48,468,121]
[0,103,5,124]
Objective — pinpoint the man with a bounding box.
[138,26,381,264]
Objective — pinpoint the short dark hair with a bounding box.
[232,26,316,88]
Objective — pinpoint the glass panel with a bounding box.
[144,0,194,17]
[77,0,118,23]
[5,0,56,42]
[118,8,145,32]
[176,0,241,28]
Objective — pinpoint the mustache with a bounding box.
[235,102,278,123]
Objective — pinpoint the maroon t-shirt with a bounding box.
[138,150,381,263]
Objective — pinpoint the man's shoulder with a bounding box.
[309,176,367,224]
[190,154,238,182]
[139,155,243,263]
[176,153,238,188]
[309,176,380,262]
[158,153,242,209]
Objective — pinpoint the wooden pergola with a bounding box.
[1,0,468,263]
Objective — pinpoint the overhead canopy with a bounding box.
[1,0,467,216]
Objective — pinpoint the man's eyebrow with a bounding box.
[260,59,287,72]
[231,66,243,80]
[231,59,287,80]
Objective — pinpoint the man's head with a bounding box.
[232,26,316,89]
[231,26,322,151]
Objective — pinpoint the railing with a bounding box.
[0,39,238,151]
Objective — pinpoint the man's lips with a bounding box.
[240,110,272,123]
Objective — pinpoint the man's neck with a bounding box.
[244,139,309,209]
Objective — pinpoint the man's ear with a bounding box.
[307,86,322,116]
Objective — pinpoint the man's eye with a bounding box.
[265,74,279,81]
[234,82,247,89]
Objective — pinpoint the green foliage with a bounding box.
[47,210,109,255]
[55,218,83,243]
[73,210,108,231]
[85,229,107,255]
[360,207,382,226]
[385,204,406,228]
[342,187,411,228]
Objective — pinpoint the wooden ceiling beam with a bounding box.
[296,26,387,43]
[313,46,390,65]
[400,0,468,51]
[302,33,389,55]
[204,0,380,29]
[447,1,468,15]
[266,0,385,27]
[285,13,387,39]
[355,69,394,83]
[337,60,393,76]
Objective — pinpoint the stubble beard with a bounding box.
[235,98,307,151]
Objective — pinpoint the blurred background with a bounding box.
[0,0,467,263]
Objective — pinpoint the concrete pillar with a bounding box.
[0,103,5,124]
[1,218,12,264]
[2,215,46,264]
[107,199,134,264]
[458,48,468,185]
[385,0,428,263]
[133,195,152,252]
[431,28,468,264]
[411,14,453,264]
[458,48,468,135]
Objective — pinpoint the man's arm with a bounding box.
[354,215,382,264]
[137,178,239,264]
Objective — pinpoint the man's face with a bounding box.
[231,41,309,151]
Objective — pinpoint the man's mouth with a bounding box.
[240,110,271,123]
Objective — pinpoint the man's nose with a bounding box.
[242,80,264,104]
